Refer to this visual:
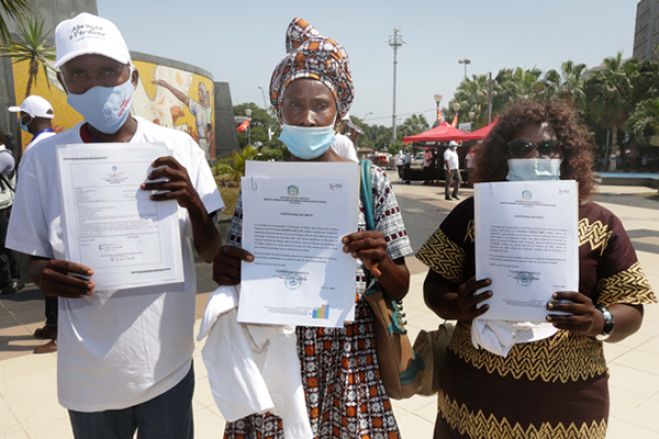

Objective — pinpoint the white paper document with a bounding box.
[474,180,579,322]
[56,143,183,291]
[238,161,359,328]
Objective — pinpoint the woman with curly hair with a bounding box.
[416,99,656,438]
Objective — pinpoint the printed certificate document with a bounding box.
[56,143,183,291]
[238,161,359,328]
[474,180,579,322]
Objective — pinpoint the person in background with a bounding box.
[417,99,656,439]
[465,141,479,187]
[443,140,461,200]
[8,95,58,353]
[332,114,358,162]
[6,13,222,438]
[0,130,20,296]
[8,95,56,152]
[213,17,412,438]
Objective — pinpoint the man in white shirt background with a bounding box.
[332,113,359,162]
[6,13,222,438]
[7,95,59,353]
[443,140,461,200]
[8,95,56,152]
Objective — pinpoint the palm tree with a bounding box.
[0,0,30,43]
[0,16,55,97]
[543,61,587,108]
[495,67,545,106]
[584,52,635,164]
[451,74,491,128]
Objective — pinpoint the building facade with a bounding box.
[633,0,659,60]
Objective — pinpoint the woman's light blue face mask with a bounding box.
[279,119,336,160]
[506,158,562,181]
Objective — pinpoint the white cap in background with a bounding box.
[8,95,54,118]
[54,12,130,69]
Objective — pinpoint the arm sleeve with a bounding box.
[0,150,15,176]
[5,154,53,257]
[371,166,413,260]
[596,214,656,306]
[415,200,472,284]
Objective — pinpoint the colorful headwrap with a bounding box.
[269,17,354,119]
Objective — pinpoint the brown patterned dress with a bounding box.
[223,166,413,439]
[416,198,656,439]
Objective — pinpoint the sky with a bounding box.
[98,0,638,127]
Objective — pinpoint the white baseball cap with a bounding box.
[8,95,54,119]
[54,12,131,69]
[448,140,459,147]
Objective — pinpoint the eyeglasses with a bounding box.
[506,139,561,158]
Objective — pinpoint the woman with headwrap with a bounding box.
[213,18,412,438]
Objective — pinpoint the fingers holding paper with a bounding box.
[546,291,604,337]
[456,277,492,320]
[142,156,202,210]
[342,231,387,277]
[30,258,94,298]
[212,245,254,286]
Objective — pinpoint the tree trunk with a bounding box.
[611,125,619,171]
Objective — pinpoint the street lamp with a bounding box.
[468,111,476,121]
[245,108,252,146]
[257,86,268,110]
[458,58,471,79]
[363,112,374,120]
[433,94,442,125]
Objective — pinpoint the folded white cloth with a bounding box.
[471,319,558,357]
[198,286,312,439]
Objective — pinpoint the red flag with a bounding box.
[236,118,250,133]
[451,114,458,127]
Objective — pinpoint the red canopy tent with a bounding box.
[462,120,498,141]
[402,122,471,144]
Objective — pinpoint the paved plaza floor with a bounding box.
[1,174,658,438]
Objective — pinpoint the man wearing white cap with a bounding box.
[6,12,223,438]
[8,96,58,354]
[8,95,56,151]
[444,140,461,200]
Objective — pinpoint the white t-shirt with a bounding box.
[332,133,358,162]
[25,130,56,151]
[6,117,224,412]
[443,148,459,170]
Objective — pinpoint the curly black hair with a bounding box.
[474,99,595,200]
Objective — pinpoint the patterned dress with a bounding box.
[415,198,656,439]
[224,165,413,439]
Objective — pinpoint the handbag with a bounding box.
[359,159,424,399]
[412,322,455,395]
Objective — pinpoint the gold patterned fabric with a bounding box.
[597,262,656,306]
[448,322,607,383]
[578,218,613,255]
[418,199,655,439]
[437,391,607,439]
[416,228,466,283]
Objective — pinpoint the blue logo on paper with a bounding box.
[285,273,303,290]
[514,271,538,286]
[287,185,299,197]
[522,190,532,200]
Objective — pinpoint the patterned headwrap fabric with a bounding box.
[269,17,354,119]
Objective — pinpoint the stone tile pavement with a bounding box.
[0,178,658,438]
